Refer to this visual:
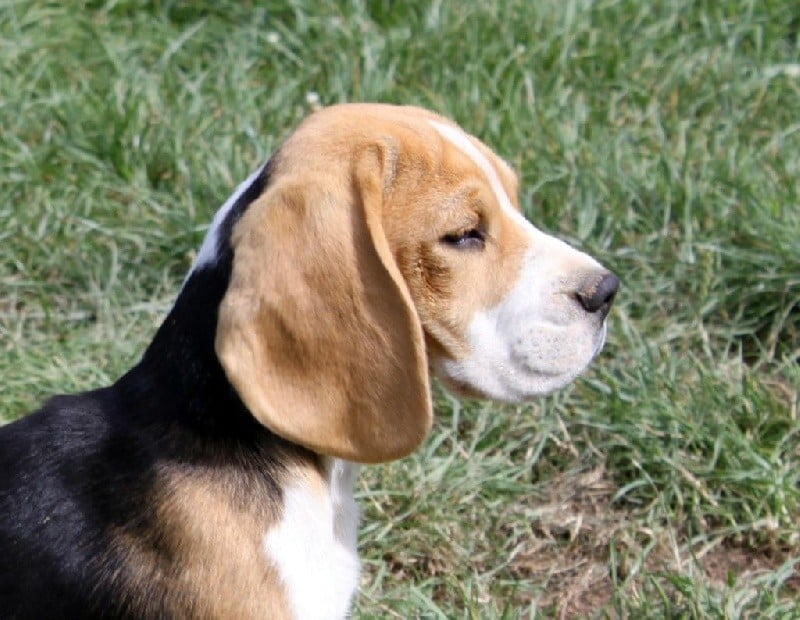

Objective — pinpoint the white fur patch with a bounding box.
[264,459,361,620]
[192,166,264,270]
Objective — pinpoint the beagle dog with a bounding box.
[0,104,618,619]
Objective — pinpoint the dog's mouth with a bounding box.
[431,318,610,405]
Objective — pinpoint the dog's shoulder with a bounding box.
[0,390,112,495]
[0,380,302,619]
[0,389,142,617]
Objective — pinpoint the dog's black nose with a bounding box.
[575,271,619,317]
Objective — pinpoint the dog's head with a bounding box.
[209,104,617,463]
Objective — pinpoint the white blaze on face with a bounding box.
[429,121,524,224]
[428,120,609,401]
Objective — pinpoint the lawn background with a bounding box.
[1,0,798,617]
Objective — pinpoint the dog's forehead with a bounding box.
[295,104,517,182]
[426,120,522,221]
[364,106,521,216]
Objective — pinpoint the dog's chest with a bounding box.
[264,458,361,620]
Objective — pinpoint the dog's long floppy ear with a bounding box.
[215,144,432,463]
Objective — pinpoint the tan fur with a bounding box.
[102,454,327,619]
[216,104,530,463]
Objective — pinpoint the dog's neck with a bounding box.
[129,263,251,433]
[114,164,272,440]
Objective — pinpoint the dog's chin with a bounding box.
[433,328,608,405]
[436,370,574,405]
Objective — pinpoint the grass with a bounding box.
[1,0,798,617]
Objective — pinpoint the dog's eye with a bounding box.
[441,228,485,250]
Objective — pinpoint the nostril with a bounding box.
[575,272,620,314]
